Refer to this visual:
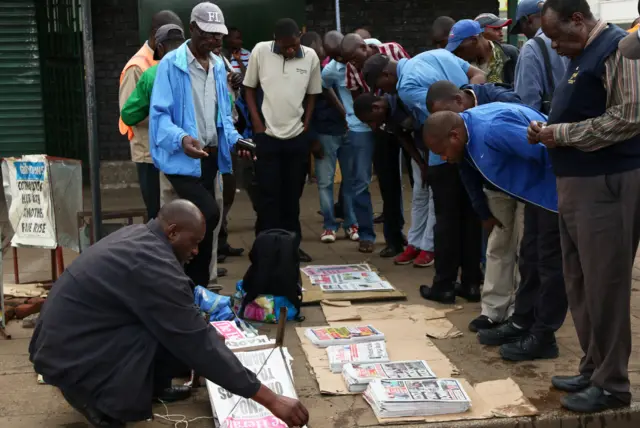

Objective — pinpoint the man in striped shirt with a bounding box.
[529,0,640,413]
[223,27,250,74]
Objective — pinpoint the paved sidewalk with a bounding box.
[1,184,640,427]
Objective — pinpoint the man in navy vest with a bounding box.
[529,0,640,413]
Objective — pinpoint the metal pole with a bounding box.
[507,0,519,46]
[335,0,341,32]
[81,0,102,241]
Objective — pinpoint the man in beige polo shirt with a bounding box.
[243,18,322,261]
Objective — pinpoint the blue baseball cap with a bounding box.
[510,0,545,34]
[445,20,484,52]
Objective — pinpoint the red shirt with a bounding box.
[346,42,410,92]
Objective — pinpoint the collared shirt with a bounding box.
[243,41,322,140]
[514,29,569,111]
[346,41,410,92]
[187,46,218,147]
[228,47,251,72]
[549,20,640,152]
[322,60,369,132]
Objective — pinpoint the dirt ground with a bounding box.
[1,183,640,427]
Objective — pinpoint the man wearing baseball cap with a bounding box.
[510,0,568,113]
[149,2,249,290]
[447,19,519,85]
[475,13,512,42]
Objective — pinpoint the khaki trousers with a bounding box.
[481,189,524,322]
[558,169,640,401]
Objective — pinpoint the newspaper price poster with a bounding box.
[2,155,57,249]
[211,321,247,341]
[207,348,306,428]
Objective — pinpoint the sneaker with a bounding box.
[500,334,559,361]
[468,315,500,333]
[477,320,527,346]
[321,230,336,243]
[394,245,420,265]
[345,225,360,241]
[413,250,435,267]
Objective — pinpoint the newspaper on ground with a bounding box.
[305,325,385,347]
[309,271,382,285]
[301,264,371,277]
[327,341,389,373]
[319,281,394,293]
[207,349,304,428]
[210,321,271,350]
[342,360,436,392]
[363,378,472,418]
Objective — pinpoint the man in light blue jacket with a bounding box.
[424,103,567,363]
[150,2,243,289]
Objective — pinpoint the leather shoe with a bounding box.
[499,333,559,361]
[154,386,192,403]
[217,267,228,278]
[374,213,384,224]
[217,253,227,264]
[552,374,591,393]
[380,245,404,258]
[419,285,456,304]
[457,284,481,302]
[561,386,630,413]
[477,320,526,346]
[61,389,125,427]
[220,245,244,257]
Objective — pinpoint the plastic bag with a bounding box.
[193,285,234,322]
[232,280,302,323]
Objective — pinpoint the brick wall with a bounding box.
[93,0,140,161]
[305,0,500,55]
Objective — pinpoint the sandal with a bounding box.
[358,240,375,253]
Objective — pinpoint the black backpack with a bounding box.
[240,229,304,320]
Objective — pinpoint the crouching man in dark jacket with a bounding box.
[29,200,309,428]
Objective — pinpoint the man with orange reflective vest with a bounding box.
[118,10,182,220]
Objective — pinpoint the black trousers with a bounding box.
[136,162,160,220]
[166,154,220,288]
[429,162,483,290]
[254,132,310,249]
[512,203,567,338]
[373,131,405,248]
[152,345,190,393]
[218,172,237,251]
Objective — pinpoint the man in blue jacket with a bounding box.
[150,2,244,289]
[426,80,525,335]
[424,102,567,362]
[362,50,486,304]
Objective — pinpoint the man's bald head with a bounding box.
[341,33,371,68]
[355,28,372,39]
[341,33,364,55]
[157,199,205,264]
[423,111,467,163]
[150,10,183,48]
[324,30,344,60]
[432,16,455,48]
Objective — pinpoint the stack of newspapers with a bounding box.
[342,360,436,392]
[305,325,385,347]
[363,378,472,418]
[327,341,389,373]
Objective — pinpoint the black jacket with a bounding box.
[497,42,520,85]
[29,220,260,422]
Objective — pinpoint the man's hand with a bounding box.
[253,386,309,427]
[311,140,324,160]
[527,121,544,145]
[419,163,428,189]
[537,126,557,149]
[253,122,267,135]
[267,395,309,427]
[482,216,503,234]
[228,72,243,90]
[182,136,208,159]
[232,50,243,62]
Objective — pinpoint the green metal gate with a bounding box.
[0,0,46,157]
[35,0,87,164]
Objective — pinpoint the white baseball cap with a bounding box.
[191,2,228,35]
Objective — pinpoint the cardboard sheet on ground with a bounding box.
[355,377,537,426]
[320,302,463,339]
[296,320,460,395]
[301,266,406,305]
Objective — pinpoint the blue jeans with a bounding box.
[315,133,356,231]
[349,130,376,242]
